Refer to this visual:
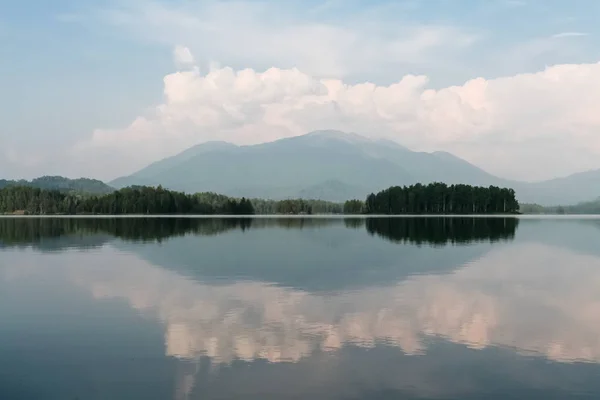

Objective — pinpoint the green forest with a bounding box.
[363,183,519,214]
[0,186,254,215]
[0,182,520,215]
[0,185,348,215]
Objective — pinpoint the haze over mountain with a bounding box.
[0,176,114,195]
[110,130,600,205]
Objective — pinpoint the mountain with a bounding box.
[111,130,504,201]
[512,169,600,206]
[0,176,114,195]
[110,130,600,205]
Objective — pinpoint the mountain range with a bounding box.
[109,130,600,205]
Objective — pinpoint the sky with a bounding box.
[2,0,600,182]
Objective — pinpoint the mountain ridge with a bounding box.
[0,176,114,195]
[109,130,600,205]
[2,133,597,206]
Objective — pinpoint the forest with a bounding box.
[0,185,347,216]
[363,183,519,214]
[0,186,254,215]
[0,182,520,215]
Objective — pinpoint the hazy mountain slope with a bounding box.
[388,150,508,187]
[111,131,418,199]
[110,130,600,204]
[292,132,505,187]
[110,130,501,200]
[512,169,600,206]
[115,141,238,183]
[295,180,369,202]
[0,176,114,195]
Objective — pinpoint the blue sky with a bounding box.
[2,0,600,180]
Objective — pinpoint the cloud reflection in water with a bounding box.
[58,242,600,366]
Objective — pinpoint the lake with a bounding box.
[1,216,600,399]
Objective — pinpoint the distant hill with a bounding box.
[570,198,600,213]
[111,130,509,200]
[110,130,600,205]
[521,197,600,214]
[513,169,600,206]
[0,176,114,195]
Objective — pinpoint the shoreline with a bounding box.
[1,214,599,219]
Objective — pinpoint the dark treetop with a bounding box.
[364,183,519,214]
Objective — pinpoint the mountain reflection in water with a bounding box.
[2,217,600,400]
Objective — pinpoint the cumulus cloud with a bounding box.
[73,48,600,181]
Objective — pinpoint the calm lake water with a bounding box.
[1,216,600,399]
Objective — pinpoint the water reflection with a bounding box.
[0,217,518,291]
[366,217,519,245]
[59,241,600,367]
[0,217,255,248]
[0,216,519,248]
[2,217,600,399]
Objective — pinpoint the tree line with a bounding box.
[358,183,519,214]
[0,186,254,215]
[0,182,520,215]
[0,186,345,216]
[251,198,343,214]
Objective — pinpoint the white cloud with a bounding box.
[552,32,589,39]
[173,45,195,67]
[73,49,600,181]
[97,0,479,82]
[7,0,600,182]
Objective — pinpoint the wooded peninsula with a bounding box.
[0,183,520,215]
